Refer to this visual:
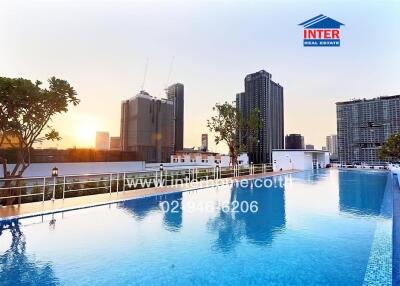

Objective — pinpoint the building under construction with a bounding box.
[120,90,174,162]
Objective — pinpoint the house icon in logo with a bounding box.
[299,14,344,47]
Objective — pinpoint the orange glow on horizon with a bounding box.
[74,123,97,148]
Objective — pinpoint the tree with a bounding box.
[379,132,400,162]
[0,77,79,179]
[207,101,261,165]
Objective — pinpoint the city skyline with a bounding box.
[1,1,399,153]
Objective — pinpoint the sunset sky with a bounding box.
[1,0,399,153]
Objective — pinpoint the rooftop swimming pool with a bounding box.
[0,169,395,285]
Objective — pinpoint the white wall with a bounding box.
[272,151,330,172]
[303,153,313,170]
[273,151,307,171]
[237,153,249,166]
[273,151,294,171]
[1,161,146,177]
[323,152,330,167]
[146,162,213,170]
[220,154,248,166]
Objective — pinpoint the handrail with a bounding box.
[0,164,274,205]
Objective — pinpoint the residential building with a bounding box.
[110,137,121,151]
[236,91,246,149]
[171,149,219,164]
[336,95,400,164]
[166,83,184,153]
[170,149,249,167]
[305,144,314,150]
[285,134,304,149]
[236,70,284,163]
[201,134,208,151]
[326,135,338,160]
[120,90,174,162]
[95,132,110,150]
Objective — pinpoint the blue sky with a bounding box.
[1,0,399,152]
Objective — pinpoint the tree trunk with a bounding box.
[0,149,32,206]
[0,158,20,206]
[1,159,7,179]
[0,158,8,205]
[229,145,238,166]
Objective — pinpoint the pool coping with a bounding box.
[392,173,400,286]
[0,169,301,221]
[363,172,393,286]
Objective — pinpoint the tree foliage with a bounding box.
[0,76,79,178]
[379,132,400,162]
[207,101,261,165]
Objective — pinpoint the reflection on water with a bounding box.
[161,193,183,232]
[119,196,161,220]
[208,180,286,252]
[119,192,183,232]
[0,220,59,286]
[292,169,330,184]
[119,178,287,252]
[338,171,388,216]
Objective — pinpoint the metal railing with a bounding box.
[334,163,388,170]
[0,164,273,205]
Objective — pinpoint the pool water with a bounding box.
[0,169,393,285]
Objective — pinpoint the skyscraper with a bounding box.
[236,70,284,163]
[201,134,208,151]
[236,92,247,150]
[166,83,184,152]
[336,95,400,164]
[326,135,338,160]
[120,91,174,162]
[95,131,110,150]
[285,134,304,149]
[110,136,121,151]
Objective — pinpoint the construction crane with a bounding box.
[164,56,175,90]
[140,57,149,91]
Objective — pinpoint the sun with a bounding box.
[74,123,96,148]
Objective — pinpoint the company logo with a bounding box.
[299,14,344,47]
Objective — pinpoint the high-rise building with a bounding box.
[305,144,314,150]
[201,134,208,151]
[166,83,184,152]
[120,91,174,162]
[326,135,338,160]
[236,92,247,150]
[95,131,110,150]
[285,134,304,149]
[336,95,400,164]
[110,136,121,151]
[236,70,284,163]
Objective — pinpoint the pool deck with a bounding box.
[0,170,298,220]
